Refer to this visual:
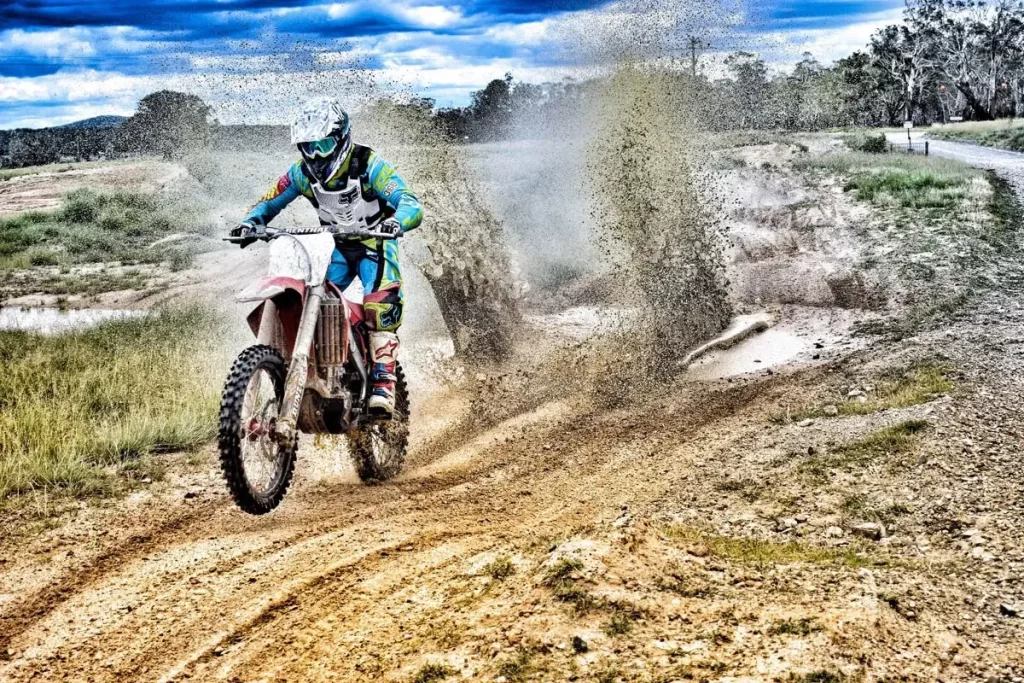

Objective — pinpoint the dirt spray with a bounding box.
[585,65,732,398]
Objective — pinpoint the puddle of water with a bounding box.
[687,306,860,381]
[0,307,146,334]
[688,326,808,380]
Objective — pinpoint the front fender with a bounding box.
[236,276,306,303]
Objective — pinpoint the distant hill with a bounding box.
[59,115,127,129]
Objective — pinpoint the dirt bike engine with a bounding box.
[311,178,384,233]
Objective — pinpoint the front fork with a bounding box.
[276,284,324,443]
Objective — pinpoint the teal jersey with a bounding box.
[244,144,424,233]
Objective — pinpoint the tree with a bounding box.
[470,75,514,140]
[870,24,932,123]
[117,91,212,159]
[723,52,770,127]
[909,0,1024,119]
[7,130,60,167]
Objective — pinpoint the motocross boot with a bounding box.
[368,331,399,418]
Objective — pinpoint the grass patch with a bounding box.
[596,667,625,683]
[412,663,454,683]
[714,476,766,502]
[774,363,952,423]
[0,160,132,182]
[769,617,822,637]
[787,671,846,683]
[840,494,913,524]
[0,188,210,276]
[988,171,1024,250]
[798,420,929,482]
[844,169,969,208]
[484,555,515,581]
[0,306,226,501]
[665,525,874,570]
[496,648,533,682]
[426,620,464,649]
[929,119,1024,151]
[542,558,601,614]
[833,419,929,463]
[795,151,985,209]
[603,603,644,637]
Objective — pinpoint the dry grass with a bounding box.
[412,662,454,683]
[769,617,822,636]
[774,363,952,423]
[484,555,515,580]
[0,159,132,182]
[0,189,212,284]
[664,526,874,569]
[0,306,227,501]
[798,419,930,482]
[929,119,1024,151]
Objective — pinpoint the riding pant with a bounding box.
[328,238,403,332]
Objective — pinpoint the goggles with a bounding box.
[299,136,339,159]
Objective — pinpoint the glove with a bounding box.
[229,222,261,248]
[378,218,403,238]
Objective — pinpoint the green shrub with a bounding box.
[27,248,62,266]
[60,189,102,223]
[0,216,42,256]
[98,206,132,233]
[110,191,157,212]
[859,133,888,154]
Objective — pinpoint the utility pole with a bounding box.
[687,36,707,78]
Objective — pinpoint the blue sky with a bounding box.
[0,0,904,129]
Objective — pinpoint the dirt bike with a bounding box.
[219,225,409,514]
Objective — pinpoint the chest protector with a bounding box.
[310,176,386,234]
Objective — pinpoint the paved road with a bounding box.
[885,131,1024,175]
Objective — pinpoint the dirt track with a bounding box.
[3,142,1024,681]
[3,293,1024,682]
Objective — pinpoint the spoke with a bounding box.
[238,367,283,494]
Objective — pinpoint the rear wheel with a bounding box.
[218,345,297,514]
[347,362,409,483]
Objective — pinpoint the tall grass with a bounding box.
[0,188,209,271]
[929,119,1024,151]
[0,306,226,500]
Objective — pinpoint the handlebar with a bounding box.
[225,225,402,245]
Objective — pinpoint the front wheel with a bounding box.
[347,362,410,483]
[218,345,297,514]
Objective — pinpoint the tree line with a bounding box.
[0,91,213,168]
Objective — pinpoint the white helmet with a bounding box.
[291,97,352,184]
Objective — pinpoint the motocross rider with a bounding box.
[231,97,423,417]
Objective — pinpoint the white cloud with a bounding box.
[484,20,553,46]
[0,28,97,59]
[0,70,149,104]
[757,8,905,66]
[324,2,462,29]
[397,5,462,29]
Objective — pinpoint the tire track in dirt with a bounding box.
[0,503,221,652]
[1,374,778,682]
[173,381,778,682]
